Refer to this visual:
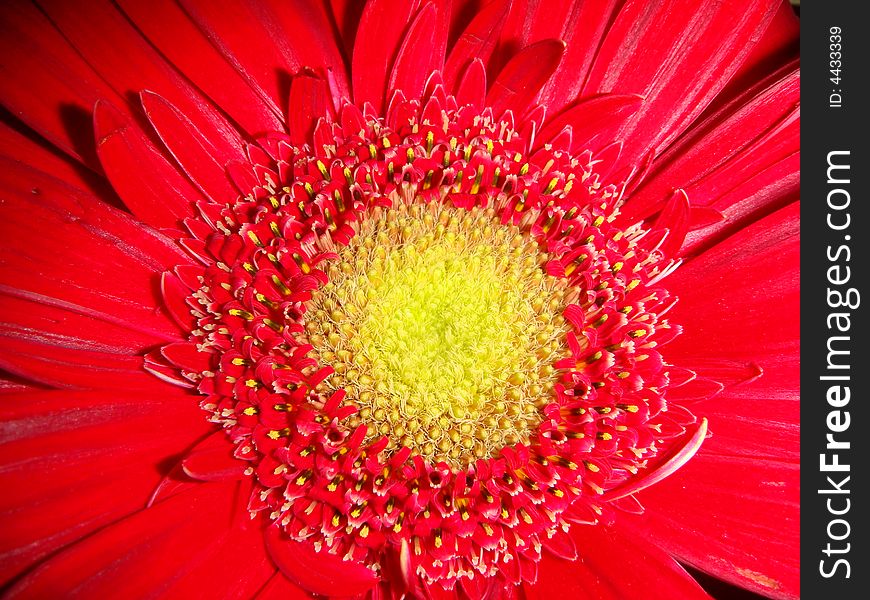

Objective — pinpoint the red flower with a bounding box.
[0,1,799,599]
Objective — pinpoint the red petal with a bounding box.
[161,342,211,373]
[0,1,122,169]
[537,0,624,114]
[5,481,253,598]
[632,204,800,599]
[254,572,312,600]
[625,451,799,599]
[455,58,488,110]
[156,511,275,599]
[264,526,379,596]
[329,0,366,61]
[116,0,285,136]
[94,99,206,229]
[540,528,577,561]
[525,522,712,600]
[666,202,799,379]
[0,159,191,387]
[602,418,708,501]
[0,389,211,585]
[652,189,690,258]
[141,91,243,204]
[351,0,419,111]
[443,0,509,92]
[39,0,245,156]
[583,0,781,168]
[624,63,799,237]
[486,39,565,118]
[388,3,449,103]
[723,0,799,103]
[180,0,349,117]
[537,94,644,154]
[287,74,334,146]
[182,431,246,482]
[0,122,116,203]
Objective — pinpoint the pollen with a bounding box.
[303,202,570,467]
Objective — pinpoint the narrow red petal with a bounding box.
[388,3,449,103]
[583,0,781,168]
[653,189,690,258]
[94,100,206,229]
[351,0,419,111]
[486,39,565,118]
[264,526,379,597]
[182,431,246,482]
[116,0,285,136]
[602,417,708,501]
[455,58,488,110]
[526,522,712,599]
[141,90,242,204]
[287,74,334,146]
[442,0,509,92]
[259,0,352,100]
[0,389,211,585]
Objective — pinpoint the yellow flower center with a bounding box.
[304,201,571,466]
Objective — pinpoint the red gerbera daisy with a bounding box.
[0,1,799,599]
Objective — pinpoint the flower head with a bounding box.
[0,1,799,599]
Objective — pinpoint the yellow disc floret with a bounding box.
[303,200,570,467]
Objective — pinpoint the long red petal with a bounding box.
[141,90,242,204]
[38,0,245,155]
[179,0,349,119]
[94,99,206,229]
[583,0,780,169]
[624,63,799,232]
[351,0,420,111]
[0,1,123,169]
[525,521,713,599]
[486,39,565,118]
[116,0,285,136]
[264,526,379,597]
[443,0,509,92]
[0,158,189,387]
[0,121,117,205]
[0,389,211,585]
[537,0,623,114]
[4,481,257,598]
[388,3,449,103]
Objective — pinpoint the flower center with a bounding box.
[305,203,568,466]
[150,88,707,589]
